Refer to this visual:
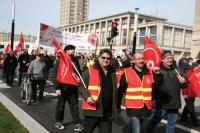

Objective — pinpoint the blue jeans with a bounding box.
[145,109,178,133]
[130,117,143,133]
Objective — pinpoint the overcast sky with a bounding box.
[0,0,196,36]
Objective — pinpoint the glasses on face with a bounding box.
[134,58,144,61]
[101,56,111,60]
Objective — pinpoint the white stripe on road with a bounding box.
[161,119,200,133]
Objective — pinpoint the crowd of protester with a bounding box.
[0,47,200,133]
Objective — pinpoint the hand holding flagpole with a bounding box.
[52,35,87,89]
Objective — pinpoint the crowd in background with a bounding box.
[0,47,200,133]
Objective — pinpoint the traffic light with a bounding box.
[111,21,118,38]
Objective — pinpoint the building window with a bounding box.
[90,24,94,30]
[122,17,128,25]
[122,29,127,37]
[138,18,143,24]
[85,25,89,30]
[72,27,75,33]
[96,23,100,29]
[122,38,126,46]
[107,21,112,28]
[101,22,106,28]
[173,28,183,47]
[101,32,106,46]
[163,26,172,46]
[139,27,146,45]
[76,27,79,32]
[130,17,134,24]
[184,30,192,48]
[81,26,84,31]
[150,26,157,42]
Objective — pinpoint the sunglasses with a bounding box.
[101,56,111,60]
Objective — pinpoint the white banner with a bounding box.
[39,23,98,53]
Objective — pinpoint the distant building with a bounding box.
[60,0,89,26]
[59,11,192,60]
[192,0,200,60]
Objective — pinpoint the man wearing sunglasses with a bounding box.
[80,48,119,133]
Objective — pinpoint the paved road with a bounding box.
[0,68,200,133]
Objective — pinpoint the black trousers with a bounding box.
[55,85,80,124]
[181,97,198,125]
[82,116,112,133]
[6,73,14,86]
[31,79,45,101]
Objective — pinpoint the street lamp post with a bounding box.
[11,0,16,51]
[132,8,139,55]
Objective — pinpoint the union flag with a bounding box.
[143,36,162,69]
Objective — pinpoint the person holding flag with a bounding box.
[145,50,188,133]
[181,62,200,126]
[118,52,162,133]
[52,42,83,131]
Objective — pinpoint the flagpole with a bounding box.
[11,0,16,51]
[132,8,139,55]
[71,62,87,89]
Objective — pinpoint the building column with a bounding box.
[171,27,175,47]
[182,29,186,48]
[126,16,131,47]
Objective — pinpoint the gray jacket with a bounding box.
[27,59,47,80]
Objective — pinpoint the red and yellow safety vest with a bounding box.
[82,65,101,110]
[124,67,154,109]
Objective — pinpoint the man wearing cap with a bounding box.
[53,45,83,131]
[27,52,47,102]
[145,51,187,133]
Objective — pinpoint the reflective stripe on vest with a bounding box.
[82,65,101,110]
[125,67,154,109]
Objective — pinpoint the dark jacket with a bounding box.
[81,61,119,118]
[43,55,53,72]
[154,63,187,109]
[118,65,163,118]
[18,53,30,72]
[4,55,18,74]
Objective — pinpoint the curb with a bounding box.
[0,80,49,133]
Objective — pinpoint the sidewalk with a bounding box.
[0,79,49,133]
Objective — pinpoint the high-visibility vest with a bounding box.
[125,67,154,109]
[82,65,101,110]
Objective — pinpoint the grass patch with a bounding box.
[0,102,29,133]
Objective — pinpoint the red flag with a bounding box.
[88,34,98,46]
[52,35,80,85]
[53,47,59,56]
[4,43,12,53]
[14,32,24,54]
[143,36,162,69]
[188,66,200,98]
